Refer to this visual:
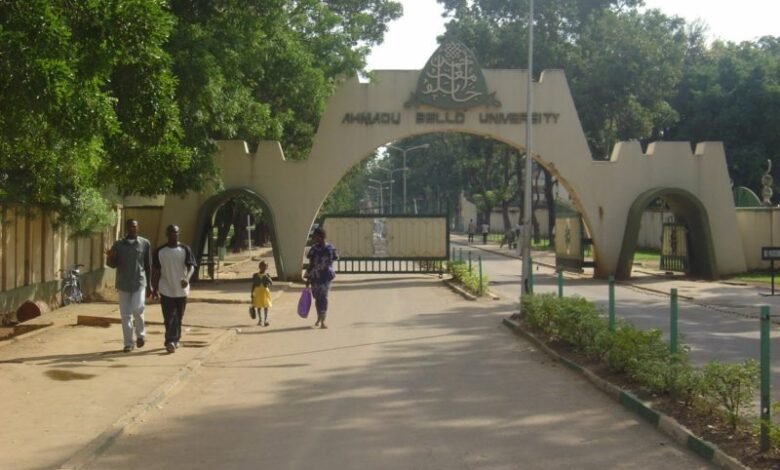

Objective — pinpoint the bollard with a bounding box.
[670,288,678,355]
[468,251,473,272]
[451,247,455,262]
[557,269,563,298]
[608,275,616,332]
[478,256,483,295]
[459,248,463,262]
[761,305,771,452]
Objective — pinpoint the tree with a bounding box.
[438,1,687,158]
[0,0,192,235]
[0,0,402,235]
[166,0,402,162]
[667,36,780,190]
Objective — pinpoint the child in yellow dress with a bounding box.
[251,261,273,326]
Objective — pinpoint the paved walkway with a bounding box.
[0,250,713,469]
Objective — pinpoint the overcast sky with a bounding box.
[365,0,780,71]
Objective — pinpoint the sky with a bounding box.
[365,0,780,71]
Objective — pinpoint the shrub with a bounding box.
[447,261,489,296]
[606,324,671,380]
[700,359,759,429]
[519,293,758,427]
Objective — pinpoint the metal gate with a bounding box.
[660,217,689,273]
[321,214,449,274]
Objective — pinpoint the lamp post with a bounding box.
[521,0,534,296]
[376,167,407,214]
[369,178,394,214]
[387,143,429,213]
[367,185,383,213]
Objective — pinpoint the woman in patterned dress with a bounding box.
[305,227,338,328]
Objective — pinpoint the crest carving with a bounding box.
[406,41,500,109]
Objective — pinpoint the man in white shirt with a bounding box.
[152,225,196,353]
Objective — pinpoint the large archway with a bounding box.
[158,41,746,281]
[616,188,718,280]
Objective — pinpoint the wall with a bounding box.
[737,208,780,270]
[0,206,119,321]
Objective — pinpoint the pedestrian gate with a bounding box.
[321,214,449,274]
[660,217,690,273]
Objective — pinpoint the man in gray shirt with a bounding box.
[106,219,153,352]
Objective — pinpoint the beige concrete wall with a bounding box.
[737,208,780,270]
[124,207,164,247]
[0,205,119,317]
[638,212,664,250]
[459,195,552,236]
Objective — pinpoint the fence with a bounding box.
[0,205,121,320]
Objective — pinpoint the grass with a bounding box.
[633,249,660,262]
[728,271,777,284]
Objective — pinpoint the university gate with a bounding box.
[158,41,746,281]
[322,214,448,275]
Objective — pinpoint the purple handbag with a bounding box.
[297,287,312,318]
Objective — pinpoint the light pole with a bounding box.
[369,178,394,214]
[521,0,535,296]
[367,185,383,213]
[376,167,407,214]
[387,143,429,213]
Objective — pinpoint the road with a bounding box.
[86,274,709,469]
[455,240,780,398]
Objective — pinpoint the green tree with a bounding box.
[0,0,191,235]
[438,1,687,158]
[0,0,402,235]
[668,36,780,190]
[167,0,402,162]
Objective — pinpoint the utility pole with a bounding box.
[521,0,534,296]
[387,144,429,213]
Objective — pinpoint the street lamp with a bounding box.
[369,178,394,214]
[521,0,535,296]
[387,143,429,213]
[375,167,407,214]
[367,185,383,213]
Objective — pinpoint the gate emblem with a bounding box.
[405,41,500,109]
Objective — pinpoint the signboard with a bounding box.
[762,247,780,260]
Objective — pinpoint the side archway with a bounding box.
[193,188,284,279]
[615,187,718,280]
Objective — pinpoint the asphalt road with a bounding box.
[87,274,710,469]
[457,242,780,399]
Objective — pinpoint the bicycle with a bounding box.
[60,264,84,306]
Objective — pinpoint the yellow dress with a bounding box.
[252,272,272,308]
[253,285,272,308]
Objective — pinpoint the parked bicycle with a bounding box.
[60,264,84,306]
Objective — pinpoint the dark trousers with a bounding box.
[160,295,187,345]
[468,233,474,242]
[482,233,488,244]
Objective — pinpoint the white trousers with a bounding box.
[118,288,146,348]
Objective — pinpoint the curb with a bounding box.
[57,328,237,470]
[501,317,748,470]
[443,279,477,301]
